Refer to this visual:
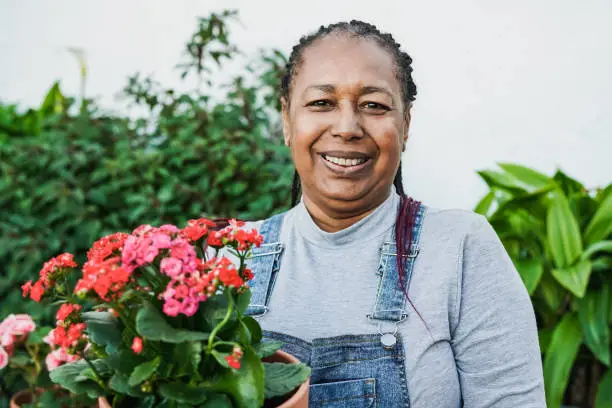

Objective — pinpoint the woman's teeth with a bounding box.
[323,155,368,167]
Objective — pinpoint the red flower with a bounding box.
[181,218,216,242]
[87,233,129,262]
[207,232,224,248]
[30,281,45,302]
[131,337,143,354]
[225,355,241,369]
[214,258,244,288]
[75,257,130,301]
[242,268,254,281]
[56,304,82,323]
[21,281,32,298]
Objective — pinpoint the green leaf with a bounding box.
[551,260,592,298]
[498,163,551,191]
[49,360,106,396]
[173,341,202,376]
[82,311,123,352]
[109,373,147,397]
[236,291,251,315]
[596,368,612,408]
[544,313,583,408]
[210,345,265,408]
[212,349,231,368]
[129,356,161,387]
[263,362,310,399]
[106,349,146,374]
[582,240,612,260]
[578,287,610,365]
[26,326,51,345]
[158,381,210,404]
[241,316,262,344]
[136,301,209,343]
[514,259,544,295]
[254,341,283,359]
[547,191,583,268]
[474,191,496,217]
[538,327,553,354]
[585,193,612,245]
[201,393,233,407]
[477,170,525,192]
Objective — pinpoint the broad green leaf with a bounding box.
[26,326,51,345]
[477,170,525,192]
[551,260,592,298]
[254,341,283,359]
[553,170,586,198]
[538,327,553,354]
[136,301,209,343]
[212,349,231,368]
[173,341,202,376]
[49,360,107,397]
[236,291,251,315]
[596,368,612,408]
[583,241,612,260]
[201,394,233,407]
[82,311,123,352]
[547,191,583,268]
[129,356,161,387]
[514,259,544,295]
[106,349,146,374]
[578,287,610,365]
[109,373,147,397]
[474,191,496,217]
[210,345,265,408]
[498,163,551,191]
[544,314,583,408]
[158,382,210,404]
[586,193,612,245]
[264,362,311,399]
[241,316,262,344]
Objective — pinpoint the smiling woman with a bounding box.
[243,21,546,407]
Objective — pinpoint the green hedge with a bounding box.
[0,11,293,322]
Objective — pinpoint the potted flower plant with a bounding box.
[21,219,310,407]
[0,314,94,407]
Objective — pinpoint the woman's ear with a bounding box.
[402,103,412,151]
[281,97,291,147]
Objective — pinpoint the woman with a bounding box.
[244,21,545,407]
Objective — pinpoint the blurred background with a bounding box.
[0,1,611,407]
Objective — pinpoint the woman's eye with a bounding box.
[361,102,390,111]
[307,99,332,107]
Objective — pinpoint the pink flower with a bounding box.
[160,258,183,279]
[163,298,182,317]
[180,300,198,317]
[169,239,196,262]
[151,232,173,248]
[0,346,8,369]
[174,284,189,299]
[159,224,179,234]
[45,350,61,371]
[12,315,36,335]
[1,333,13,348]
[131,337,143,354]
[45,348,79,371]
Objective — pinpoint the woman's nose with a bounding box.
[330,104,364,141]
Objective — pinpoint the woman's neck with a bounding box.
[301,190,392,233]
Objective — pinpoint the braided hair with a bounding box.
[282,21,424,321]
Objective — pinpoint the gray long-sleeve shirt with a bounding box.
[247,191,546,407]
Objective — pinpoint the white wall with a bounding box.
[1,0,611,210]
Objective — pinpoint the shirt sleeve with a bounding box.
[451,215,546,407]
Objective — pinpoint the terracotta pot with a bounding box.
[262,350,310,408]
[97,350,310,408]
[10,389,40,408]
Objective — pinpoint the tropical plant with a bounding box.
[475,163,612,408]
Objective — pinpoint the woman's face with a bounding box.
[283,34,410,214]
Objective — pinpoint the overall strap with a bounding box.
[244,212,286,317]
[369,204,427,322]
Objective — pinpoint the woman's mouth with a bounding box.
[319,153,372,174]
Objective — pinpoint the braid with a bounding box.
[280,20,417,108]
[283,21,424,323]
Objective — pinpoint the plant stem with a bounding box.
[206,291,234,353]
[81,354,108,392]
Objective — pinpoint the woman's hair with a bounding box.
[284,21,424,323]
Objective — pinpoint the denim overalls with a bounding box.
[244,205,425,407]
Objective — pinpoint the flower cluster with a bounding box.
[181,218,216,243]
[208,220,263,250]
[22,253,78,302]
[0,314,36,369]
[225,345,244,370]
[75,257,130,301]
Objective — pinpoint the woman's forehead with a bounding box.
[293,35,400,97]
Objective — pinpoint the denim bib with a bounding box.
[245,205,425,407]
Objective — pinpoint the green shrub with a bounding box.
[0,10,292,324]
